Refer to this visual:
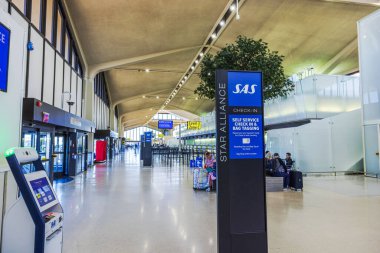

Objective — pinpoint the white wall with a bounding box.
[358,9,380,176]
[70,71,77,115]
[63,63,71,112]
[0,0,88,242]
[267,109,363,173]
[27,28,44,100]
[0,4,28,241]
[54,56,64,108]
[9,5,85,114]
[43,43,55,105]
[77,77,83,117]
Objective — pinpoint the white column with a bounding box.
[358,9,380,176]
[83,77,95,153]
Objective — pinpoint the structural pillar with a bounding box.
[358,10,380,176]
[83,77,95,154]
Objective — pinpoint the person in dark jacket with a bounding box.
[265,151,273,175]
[285,152,294,171]
[272,153,290,190]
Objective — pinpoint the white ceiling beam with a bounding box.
[113,88,173,108]
[88,45,221,79]
[318,38,357,74]
[323,0,380,6]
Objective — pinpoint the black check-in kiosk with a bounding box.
[2,148,64,253]
[142,132,152,166]
[215,70,267,253]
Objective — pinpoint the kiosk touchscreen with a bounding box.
[26,172,58,212]
[2,148,64,253]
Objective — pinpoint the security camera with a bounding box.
[67,101,75,106]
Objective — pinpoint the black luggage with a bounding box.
[289,171,303,191]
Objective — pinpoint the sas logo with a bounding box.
[232,84,258,94]
[228,71,262,107]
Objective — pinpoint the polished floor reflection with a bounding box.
[55,152,380,253]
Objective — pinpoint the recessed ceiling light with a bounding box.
[150,108,153,111]
[184,76,188,80]
[200,52,204,57]
[195,60,199,64]
[156,96,159,99]
[191,66,195,70]
[145,69,150,72]
[142,95,146,98]
[182,97,186,100]
[220,20,225,27]
[181,80,185,84]
[211,33,217,39]
[195,97,199,100]
[230,4,236,11]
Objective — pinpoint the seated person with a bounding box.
[265,151,273,175]
[204,151,216,191]
[285,152,294,172]
[272,153,290,190]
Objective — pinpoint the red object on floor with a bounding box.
[95,140,107,162]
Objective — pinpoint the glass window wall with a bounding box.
[125,127,161,141]
[13,0,25,14]
[31,0,42,30]
[56,9,63,53]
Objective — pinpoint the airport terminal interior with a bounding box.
[1,0,380,252]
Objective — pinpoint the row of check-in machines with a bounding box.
[3,147,64,253]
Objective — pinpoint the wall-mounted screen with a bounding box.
[0,23,11,92]
[158,120,173,129]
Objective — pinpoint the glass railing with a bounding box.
[264,74,361,125]
[180,74,361,137]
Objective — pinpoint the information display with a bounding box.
[227,71,264,159]
[29,177,56,208]
[229,114,263,159]
[144,132,152,143]
[158,120,173,129]
[0,23,11,92]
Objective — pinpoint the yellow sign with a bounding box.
[158,133,164,138]
[187,121,202,130]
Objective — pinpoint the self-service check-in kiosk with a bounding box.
[2,148,64,253]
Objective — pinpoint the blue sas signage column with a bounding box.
[142,132,153,166]
[215,70,267,253]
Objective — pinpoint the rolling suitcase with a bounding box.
[290,170,303,191]
[193,168,209,190]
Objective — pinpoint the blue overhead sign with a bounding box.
[0,23,10,92]
[158,120,173,129]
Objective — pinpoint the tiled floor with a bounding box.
[55,151,380,253]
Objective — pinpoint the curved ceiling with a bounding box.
[64,0,378,130]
